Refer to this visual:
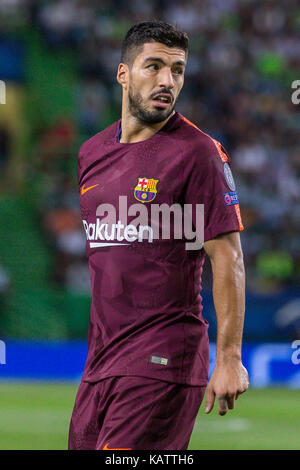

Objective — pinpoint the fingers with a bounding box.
[205,390,237,416]
[205,380,249,416]
[218,393,237,415]
[218,396,228,416]
[221,386,249,413]
[226,394,235,410]
[204,387,215,414]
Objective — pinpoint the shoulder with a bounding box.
[177,114,228,160]
[78,120,119,161]
[177,114,230,173]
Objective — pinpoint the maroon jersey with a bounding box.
[78,111,244,386]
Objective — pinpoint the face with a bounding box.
[118,42,187,124]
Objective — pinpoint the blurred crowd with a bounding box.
[1,0,299,295]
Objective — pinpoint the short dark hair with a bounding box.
[121,20,189,66]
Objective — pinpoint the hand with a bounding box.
[204,358,249,416]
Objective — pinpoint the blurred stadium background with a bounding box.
[0,0,300,450]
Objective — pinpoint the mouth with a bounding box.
[152,93,173,109]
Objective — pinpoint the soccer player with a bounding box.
[68,21,249,450]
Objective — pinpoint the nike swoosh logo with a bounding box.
[81,184,99,195]
[103,443,132,450]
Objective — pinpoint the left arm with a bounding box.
[203,231,249,416]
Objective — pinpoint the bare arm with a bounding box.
[203,231,249,415]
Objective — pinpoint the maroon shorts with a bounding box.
[68,376,206,450]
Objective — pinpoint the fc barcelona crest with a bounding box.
[134,177,159,203]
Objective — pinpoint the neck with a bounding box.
[119,106,175,143]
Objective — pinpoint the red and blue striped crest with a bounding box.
[134,177,159,203]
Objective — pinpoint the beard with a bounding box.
[128,82,176,124]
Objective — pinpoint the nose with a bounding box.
[158,67,175,90]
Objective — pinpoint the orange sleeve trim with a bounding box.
[212,139,229,162]
[234,205,244,231]
[181,116,200,131]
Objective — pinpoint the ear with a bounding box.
[117,63,129,90]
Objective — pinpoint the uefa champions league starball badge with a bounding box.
[224,163,236,191]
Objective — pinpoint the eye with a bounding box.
[147,64,159,70]
[173,68,184,75]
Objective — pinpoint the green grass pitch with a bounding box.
[0,382,299,450]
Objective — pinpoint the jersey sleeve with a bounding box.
[183,138,244,243]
